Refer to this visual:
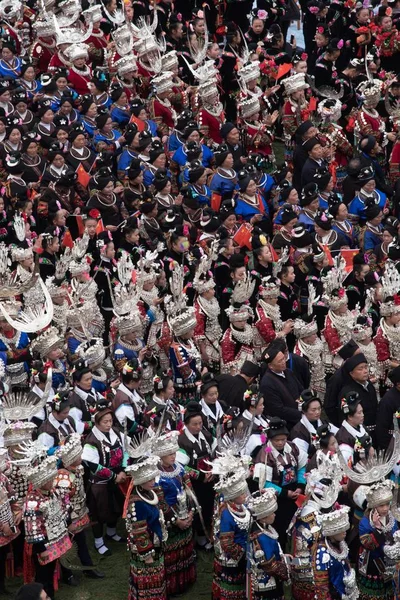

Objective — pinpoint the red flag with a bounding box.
[62,230,74,249]
[309,96,317,112]
[276,63,293,80]
[129,115,145,132]
[211,192,222,212]
[77,216,105,237]
[269,243,279,262]
[233,223,253,249]
[76,164,91,188]
[322,244,334,266]
[341,249,359,272]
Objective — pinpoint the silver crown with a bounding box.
[152,71,174,94]
[69,259,90,277]
[24,455,58,488]
[293,318,318,339]
[259,277,280,299]
[77,338,105,371]
[283,73,308,96]
[115,53,137,76]
[306,453,342,509]
[238,61,260,84]
[57,432,82,467]
[64,43,89,62]
[2,374,51,422]
[318,98,342,122]
[31,326,62,359]
[126,455,159,486]
[165,266,197,337]
[320,505,350,537]
[248,489,278,519]
[113,24,134,55]
[153,431,180,458]
[161,51,178,71]
[352,323,373,341]
[198,80,219,101]
[240,95,260,119]
[366,479,394,509]
[82,4,102,23]
[10,246,33,262]
[3,421,36,447]
[214,466,249,501]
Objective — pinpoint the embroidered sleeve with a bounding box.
[313,547,332,600]
[255,313,276,344]
[322,318,342,355]
[219,531,244,560]
[261,555,289,580]
[23,500,46,544]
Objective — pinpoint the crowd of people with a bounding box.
[2,0,400,599]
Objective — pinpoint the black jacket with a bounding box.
[376,386,400,450]
[339,379,378,432]
[216,374,249,412]
[260,368,303,429]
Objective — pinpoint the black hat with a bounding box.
[220,122,237,139]
[295,120,314,140]
[137,130,152,150]
[303,137,321,153]
[341,390,360,414]
[139,194,157,214]
[229,253,245,270]
[214,143,230,167]
[149,140,165,163]
[238,170,252,192]
[188,159,205,183]
[200,372,219,395]
[313,166,331,191]
[240,360,260,377]
[185,140,201,162]
[337,340,359,360]
[280,203,297,225]
[291,224,313,248]
[315,209,333,231]
[130,98,145,117]
[300,389,321,411]
[316,422,331,441]
[300,182,319,207]
[328,195,343,218]
[182,120,199,139]
[124,123,139,146]
[389,366,400,385]
[51,390,70,413]
[58,167,77,187]
[363,200,381,221]
[220,197,237,219]
[274,162,290,184]
[153,168,170,191]
[267,417,289,438]
[263,341,284,364]
[182,187,200,210]
[175,109,194,133]
[345,352,368,373]
[280,185,294,203]
[127,158,142,180]
[357,165,375,184]
[160,209,183,231]
[364,271,381,286]
[388,240,400,261]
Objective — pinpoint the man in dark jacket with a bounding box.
[339,353,378,439]
[301,137,328,188]
[376,366,400,450]
[359,135,393,199]
[293,120,319,192]
[260,343,303,428]
[217,360,260,412]
[324,340,360,426]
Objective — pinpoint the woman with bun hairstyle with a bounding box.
[178,401,215,550]
[236,385,268,457]
[68,358,104,433]
[290,389,338,459]
[335,390,373,467]
[306,422,338,471]
[82,398,127,557]
[199,373,226,437]
[111,359,145,436]
[145,372,179,430]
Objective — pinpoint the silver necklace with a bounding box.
[256,522,279,539]
[227,503,251,530]
[231,324,253,345]
[137,488,158,505]
[326,538,349,561]
[159,464,182,479]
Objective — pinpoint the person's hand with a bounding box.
[106,225,118,232]
[372,509,382,529]
[295,488,302,495]
[152,297,163,306]
[283,320,294,334]
[201,351,209,364]
[110,378,120,388]
[240,156,248,163]
[114,185,124,194]
[118,136,126,145]
[144,556,154,564]
[288,490,299,499]
[14,511,22,526]
[176,518,191,530]
[250,214,263,224]
[138,347,148,362]
[175,193,183,206]
[387,132,397,142]
[201,366,208,376]
[1,523,13,537]
[73,207,81,215]
[116,472,127,483]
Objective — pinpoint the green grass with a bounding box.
[6,526,214,600]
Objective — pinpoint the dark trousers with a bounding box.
[74,530,93,567]
[92,520,117,539]
[34,555,55,600]
[0,544,8,587]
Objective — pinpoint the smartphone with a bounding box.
[290,35,295,45]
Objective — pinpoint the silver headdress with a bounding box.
[125,431,159,485]
[357,78,382,108]
[0,0,22,21]
[137,250,160,283]
[283,73,308,96]
[57,432,82,467]
[320,505,350,537]
[272,247,289,279]
[321,255,348,310]
[193,251,216,294]
[76,338,106,371]
[380,261,400,316]
[2,369,52,422]
[165,265,197,337]
[366,479,394,509]
[153,430,180,458]
[31,326,62,359]
[3,421,36,447]
[225,273,255,323]
[53,15,93,46]
[305,452,342,509]
[112,255,143,337]
[112,24,134,56]
[248,489,278,519]
[337,418,400,483]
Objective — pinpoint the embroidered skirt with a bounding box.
[357,572,394,600]
[129,549,166,600]
[212,555,246,600]
[164,525,196,595]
